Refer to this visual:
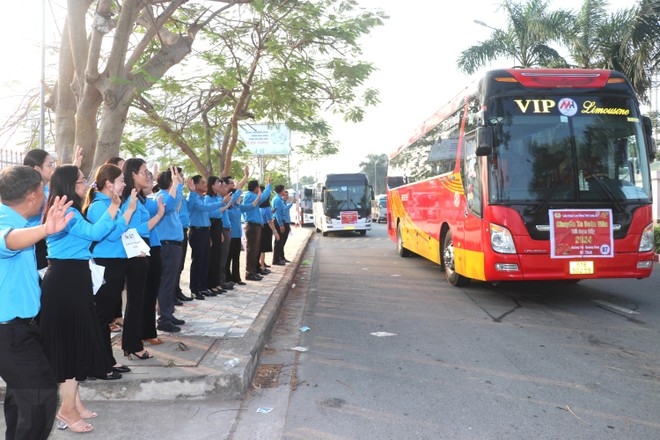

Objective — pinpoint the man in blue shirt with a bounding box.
[0,165,74,440]
[155,167,186,333]
[240,177,271,281]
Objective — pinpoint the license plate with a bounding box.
[569,261,594,275]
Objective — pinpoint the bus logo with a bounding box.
[558,98,578,116]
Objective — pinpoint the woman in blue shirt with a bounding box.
[23,149,56,270]
[83,164,137,381]
[40,165,123,433]
[119,159,164,361]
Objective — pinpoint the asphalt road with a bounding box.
[232,223,660,440]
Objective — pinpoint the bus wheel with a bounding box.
[397,224,412,257]
[359,230,366,236]
[442,231,470,287]
[322,231,328,236]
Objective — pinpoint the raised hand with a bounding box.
[44,196,74,234]
[73,146,83,167]
[186,177,196,192]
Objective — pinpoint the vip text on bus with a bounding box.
[387,68,655,286]
[314,173,374,236]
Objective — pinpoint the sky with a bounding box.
[0,0,639,178]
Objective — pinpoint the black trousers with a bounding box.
[142,246,161,340]
[0,321,57,440]
[273,220,291,263]
[208,219,223,288]
[122,256,149,354]
[226,237,242,282]
[93,258,128,368]
[189,227,211,293]
[175,228,188,295]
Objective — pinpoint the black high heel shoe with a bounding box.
[124,350,153,360]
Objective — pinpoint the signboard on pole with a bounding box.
[549,209,614,259]
[239,123,291,155]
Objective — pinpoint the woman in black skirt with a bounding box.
[40,165,124,433]
[83,164,137,380]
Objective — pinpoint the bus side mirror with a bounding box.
[476,126,493,156]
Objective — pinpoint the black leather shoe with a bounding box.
[192,291,206,300]
[271,260,285,266]
[173,298,184,306]
[113,365,131,373]
[235,281,246,285]
[97,370,122,380]
[246,273,262,281]
[171,316,185,325]
[258,268,271,275]
[176,291,193,302]
[201,289,217,297]
[283,258,291,263]
[220,282,234,290]
[157,321,181,333]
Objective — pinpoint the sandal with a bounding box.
[124,350,153,360]
[56,414,94,433]
[77,409,98,419]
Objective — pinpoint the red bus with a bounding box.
[387,68,655,286]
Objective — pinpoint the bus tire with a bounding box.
[322,231,328,237]
[442,230,470,287]
[359,230,366,236]
[397,223,412,257]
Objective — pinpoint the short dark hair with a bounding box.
[157,170,173,190]
[274,184,285,194]
[247,179,259,192]
[0,166,42,205]
[191,175,204,185]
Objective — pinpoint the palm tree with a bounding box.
[359,153,388,195]
[457,0,573,74]
[565,0,609,69]
[618,0,660,102]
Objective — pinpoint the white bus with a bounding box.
[313,173,374,236]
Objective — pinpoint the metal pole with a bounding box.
[40,0,46,150]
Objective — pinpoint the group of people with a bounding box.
[0,149,294,439]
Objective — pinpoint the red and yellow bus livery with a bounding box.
[387,68,655,286]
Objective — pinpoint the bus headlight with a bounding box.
[490,223,516,254]
[639,222,654,252]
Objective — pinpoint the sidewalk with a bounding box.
[0,226,313,402]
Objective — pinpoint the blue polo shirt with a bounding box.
[145,197,161,247]
[272,194,286,225]
[179,194,190,229]
[205,194,223,220]
[221,190,242,228]
[155,184,183,241]
[0,204,41,321]
[120,195,151,238]
[241,184,271,223]
[187,192,223,227]
[227,203,242,239]
[46,207,118,260]
[87,193,131,259]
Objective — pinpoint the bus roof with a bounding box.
[390,68,635,160]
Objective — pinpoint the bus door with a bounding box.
[459,132,486,280]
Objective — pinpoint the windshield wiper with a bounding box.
[585,175,624,213]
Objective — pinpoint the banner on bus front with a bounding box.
[549,209,614,259]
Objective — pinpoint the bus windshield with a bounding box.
[325,183,370,211]
[487,95,652,206]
